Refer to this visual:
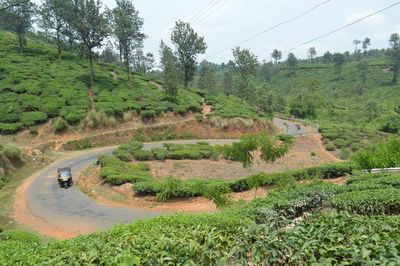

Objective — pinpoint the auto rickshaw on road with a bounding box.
[57,167,73,189]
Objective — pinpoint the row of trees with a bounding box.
[0,0,154,89]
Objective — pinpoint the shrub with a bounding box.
[119,141,143,154]
[140,110,156,120]
[325,143,335,151]
[3,144,21,163]
[0,123,23,134]
[134,180,162,195]
[194,114,204,122]
[112,148,132,162]
[19,111,48,126]
[331,189,400,214]
[52,118,67,133]
[380,115,400,133]
[62,110,86,124]
[151,148,168,160]
[0,230,40,244]
[133,150,153,161]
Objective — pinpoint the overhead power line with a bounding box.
[0,0,29,12]
[204,0,332,59]
[193,0,231,26]
[189,0,219,22]
[280,1,400,57]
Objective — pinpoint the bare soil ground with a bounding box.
[148,135,340,180]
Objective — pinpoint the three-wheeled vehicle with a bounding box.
[57,167,73,189]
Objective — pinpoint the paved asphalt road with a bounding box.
[23,119,310,234]
[26,140,234,233]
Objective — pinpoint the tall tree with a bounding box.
[38,0,70,60]
[271,49,282,64]
[231,47,259,101]
[322,51,333,64]
[362,37,371,54]
[144,52,155,73]
[307,46,317,62]
[1,0,36,54]
[171,21,207,88]
[332,52,345,80]
[66,0,109,88]
[357,59,368,84]
[160,41,180,97]
[197,64,216,93]
[112,0,145,88]
[286,52,298,75]
[353,39,361,53]
[389,33,400,84]
[223,71,233,96]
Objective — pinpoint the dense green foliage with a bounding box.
[354,137,400,169]
[220,133,293,167]
[206,94,262,119]
[98,155,152,186]
[3,172,400,264]
[0,31,206,134]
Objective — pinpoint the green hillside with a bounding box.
[259,57,400,157]
[0,31,265,135]
[0,32,198,134]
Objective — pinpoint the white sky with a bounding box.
[32,0,400,64]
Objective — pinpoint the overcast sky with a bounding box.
[33,0,400,64]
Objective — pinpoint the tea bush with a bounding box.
[52,118,67,133]
[331,188,400,214]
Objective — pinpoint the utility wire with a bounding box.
[191,0,224,25]
[193,0,231,26]
[0,0,29,12]
[279,1,400,57]
[189,0,219,21]
[203,0,332,59]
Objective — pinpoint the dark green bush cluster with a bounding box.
[354,137,400,169]
[380,115,400,133]
[93,77,202,120]
[132,142,219,161]
[112,141,143,161]
[138,177,231,206]
[205,94,261,119]
[52,118,67,133]
[331,188,400,214]
[0,31,205,135]
[2,144,21,164]
[98,155,152,186]
[243,182,339,222]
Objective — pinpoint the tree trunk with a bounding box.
[88,47,94,88]
[124,46,131,89]
[17,25,23,55]
[184,66,189,88]
[56,29,62,61]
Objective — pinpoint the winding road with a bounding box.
[14,119,313,238]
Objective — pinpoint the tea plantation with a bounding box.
[1,171,400,264]
[0,31,263,135]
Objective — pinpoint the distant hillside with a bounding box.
[0,31,264,135]
[256,56,399,158]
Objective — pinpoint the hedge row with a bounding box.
[331,188,400,214]
[98,155,152,186]
[113,141,220,162]
[133,163,353,200]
